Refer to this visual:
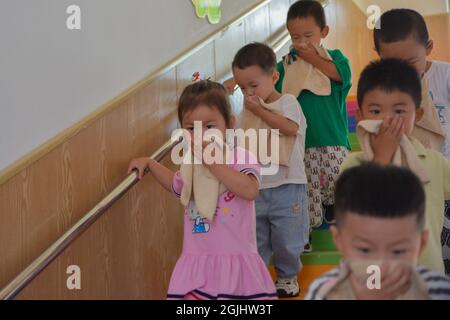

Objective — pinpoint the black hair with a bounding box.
[232,42,277,75]
[357,58,422,109]
[178,80,233,127]
[287,0,326,30]
[374,9,430,53]
[335,163,425,229]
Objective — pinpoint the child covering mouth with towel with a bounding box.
[128,80,277,300]
[232,43,309,298]
[340,59,450,274]
[224,0,352,269]
[277,0,353,229]
[373,8,450,276]
[307,163,450,300]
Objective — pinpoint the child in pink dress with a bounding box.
[128,80,277,300]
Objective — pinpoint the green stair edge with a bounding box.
[301,229,341,265]
[311,229,337,251]
[301,251,342,265]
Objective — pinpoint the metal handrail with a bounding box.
[0,133,183,300]
[0,14,292,301]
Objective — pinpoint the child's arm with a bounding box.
[245,95,299,136]
[295,43,342,83]
[205,163,259,201]
[128,158,174,192]
[371,116,404,165]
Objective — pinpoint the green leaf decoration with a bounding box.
[192,0,222,25]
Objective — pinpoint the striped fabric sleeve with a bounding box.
[417,266,450,300]
[172,171,183,198]
[308,266,450,300]
[305,268,340,300]
[239,168,261,186]
[233,147,261,186]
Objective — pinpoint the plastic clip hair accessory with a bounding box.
[191,72,212,83]
[192,72,202,83]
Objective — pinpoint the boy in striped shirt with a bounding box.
[307,164,450,300]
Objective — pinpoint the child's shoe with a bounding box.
[323,204,336,224]
[275,277,300,298]
[304,233,313,253]
[304,243,313,253]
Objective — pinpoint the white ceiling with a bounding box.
[352,0,450,16]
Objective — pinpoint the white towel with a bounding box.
[242,98,296,167]
[180,134,229,221]
[282,44,332,97]
[357,120,430,183]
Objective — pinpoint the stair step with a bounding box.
[301,250,341,265]
[310,229,337,252]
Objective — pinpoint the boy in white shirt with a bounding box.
[232,43,309,297]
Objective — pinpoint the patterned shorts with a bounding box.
[304,146,349,228]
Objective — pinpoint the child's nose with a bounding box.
[295,38,307,46]
[384,113,400,122]
[378,112,394,120]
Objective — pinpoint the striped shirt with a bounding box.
[306,266,450,300]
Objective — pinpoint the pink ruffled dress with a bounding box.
[167,147,277,300]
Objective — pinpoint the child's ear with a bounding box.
[425,40,434,57]
[415,107,425,123]
[321,25,330,38]
[330,225,343,253]
[272,71,280,84]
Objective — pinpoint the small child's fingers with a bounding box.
[381,263,405,289]
[249,96,260,105]
[395,119,405,137]
[390,116,402,135]
[127,163,136,174]
[378,118,390,134]
[379,261,391,282]
[135,167,144,180]
[385,267,411,295]
[130,166,139,178]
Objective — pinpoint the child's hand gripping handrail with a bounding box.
[0,132,184,300]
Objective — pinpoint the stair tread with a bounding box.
[301,250,341,265]
[310,229,337,251]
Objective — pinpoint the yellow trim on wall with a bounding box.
[0,0,277,186]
